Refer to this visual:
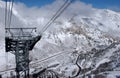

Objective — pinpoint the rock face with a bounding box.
[0,1,120,78]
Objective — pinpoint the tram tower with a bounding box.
[5,28,41,78]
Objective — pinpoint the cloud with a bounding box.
[14,0,95,17]
[0,0,96,34]
[9,0,95,31]
[1,0,119,37]
[65,1,95,16]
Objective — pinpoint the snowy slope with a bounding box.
[0,1,120,77]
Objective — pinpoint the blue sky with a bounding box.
[14,0,55,7]
[80,0,120,11]
[81,0,120,8]
[14,0,120,11]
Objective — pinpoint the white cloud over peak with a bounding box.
[5,0,95,31]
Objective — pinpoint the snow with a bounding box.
[59,64,79,77]
[47,61,60,69]
[107,71,120,78]
[95,58,110,69]
[0,1,120,77]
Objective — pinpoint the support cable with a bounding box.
[5,0,9,77]
[8,0,14,28]
[4,0,14,77]
[7,0,11,28]
[39,0,73,35]
[5,0,14,36]
[39,0,68,34]
[30,50,72,66]
[5,0,8,28]
[0,49,73,73]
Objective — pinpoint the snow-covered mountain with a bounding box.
[0,1,120,78]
